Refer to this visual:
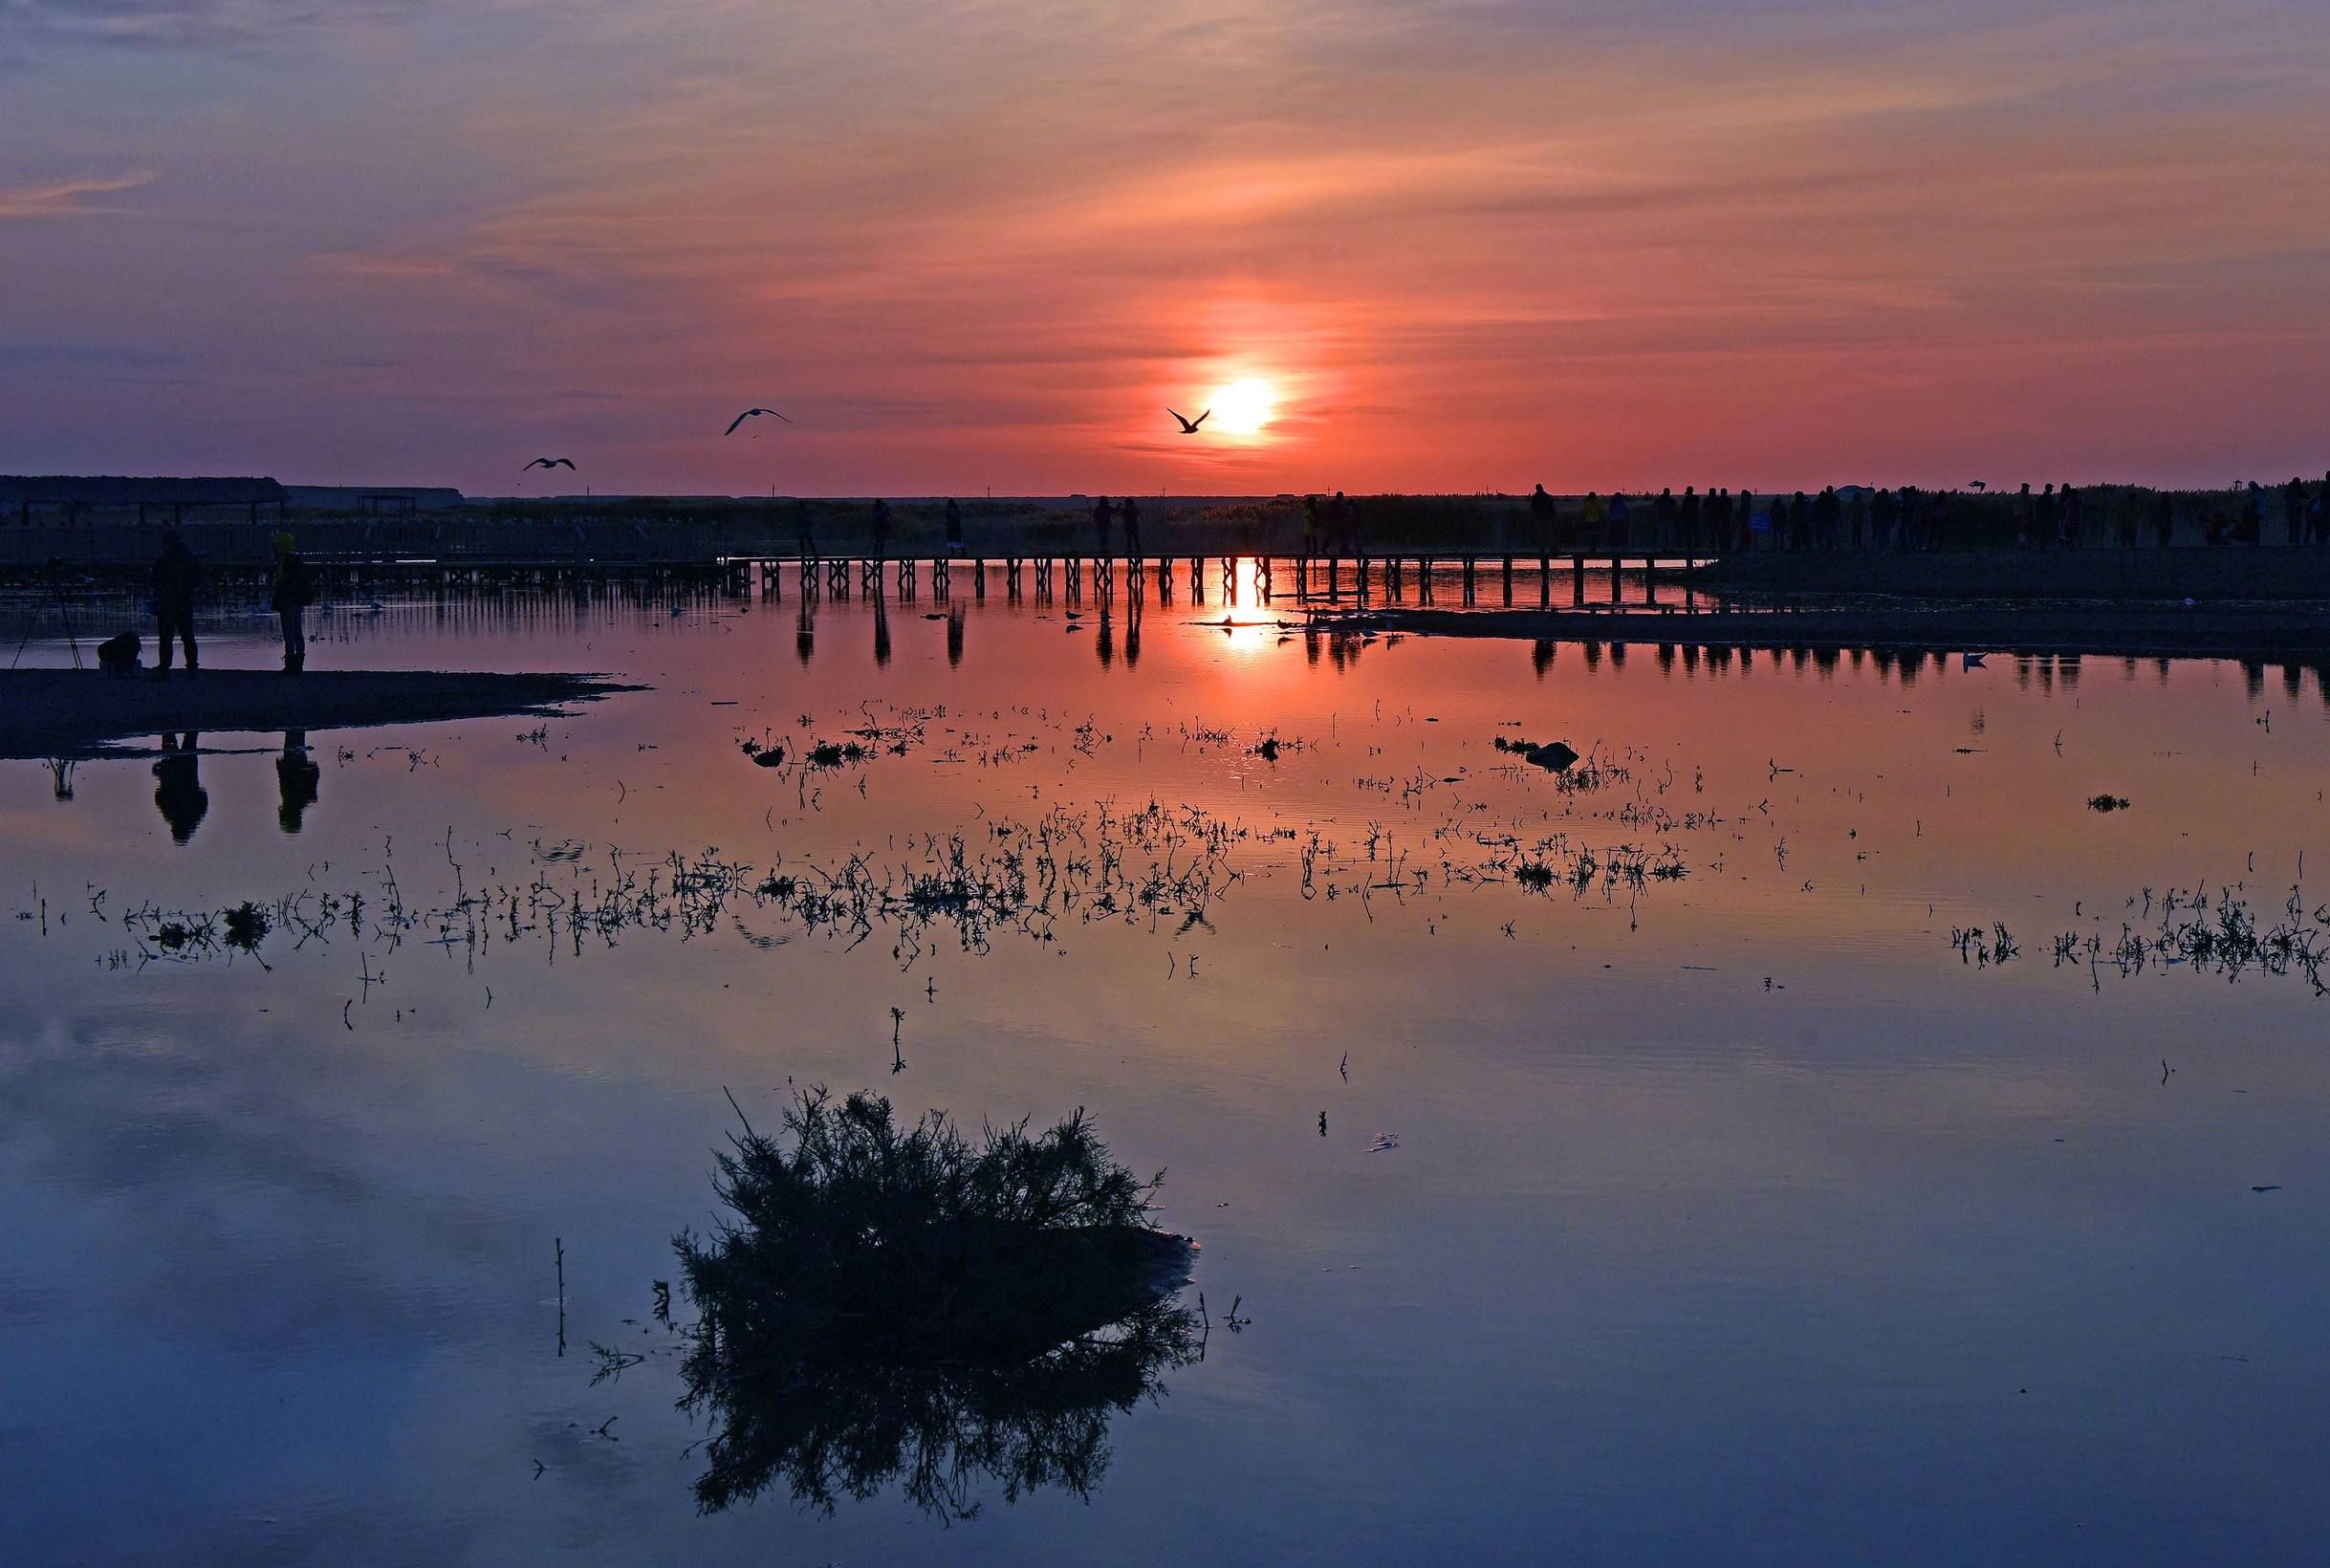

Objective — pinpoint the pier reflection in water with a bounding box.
[3,581,2330,1565]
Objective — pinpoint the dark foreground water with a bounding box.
[5,576,2329,1565]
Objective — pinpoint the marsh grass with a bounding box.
[670,1088,1199,1517]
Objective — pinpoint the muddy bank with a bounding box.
[1685,547,2330,602]
[1319,605,2330,660]
[0,668,642,759]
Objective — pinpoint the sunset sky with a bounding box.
[4,0,2327,496]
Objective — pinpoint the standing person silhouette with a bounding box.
[149,530,200,679]
[1091,495,1113,556]
[1530,483,1557,543]
[2284,478,2307,545]
[1302,495,1320,557]
[1121,493,1142,556]
[1331,491,1356,555]
[870,498,891,558]
[270,533,316,674]
[944,497,964,556]
[2153,490,2175,549]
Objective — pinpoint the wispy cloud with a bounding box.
[3,0,424,50]
[0,169,155,217]
[10,0,2330,489]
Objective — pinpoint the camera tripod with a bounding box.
[9,558,84,670]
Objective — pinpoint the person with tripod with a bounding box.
[151,530,200,678]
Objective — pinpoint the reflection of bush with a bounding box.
[674,1088,1200,1518]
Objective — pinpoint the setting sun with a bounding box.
[1209,378,1278,437]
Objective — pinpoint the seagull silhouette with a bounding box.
[1167,407,1210,434]
[522,457,576,470]
[1969,480,1988,491]
[725,407,793,435]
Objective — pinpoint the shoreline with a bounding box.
[0,669,642,760]
[1315,605,2330,661]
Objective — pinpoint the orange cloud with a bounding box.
[0,171,156,218]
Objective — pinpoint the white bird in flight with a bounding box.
[522,457,576,470]
[1167,407,1210,435]
[726,407,793,435]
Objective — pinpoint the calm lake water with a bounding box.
[5,575,2329,1565]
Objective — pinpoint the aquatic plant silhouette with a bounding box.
[1964,882,2330,993]
[668,1088,1200,1519]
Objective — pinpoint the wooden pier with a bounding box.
[0,509,1709,611]
[747,551,1696,610]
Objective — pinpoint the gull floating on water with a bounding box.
[522,457,576,470]
[1167,407,1210,434]
[725,407,793,435]
[1962,651,1988,669]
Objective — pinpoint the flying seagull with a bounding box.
[522,457,576,470]
[1168,407,1210,434]
[726,407,793,435]
[1969,480,1988,491]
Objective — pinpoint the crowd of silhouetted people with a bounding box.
[838,477,2330,562]
[1516,475,2330,554]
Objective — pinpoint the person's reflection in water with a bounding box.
[871,593,891,667]
[1122,596,1142,669]
[276,730,320,834]
[795,599,816,667]
[152,732,207,845]
[1532,639,1555,679]
[1096,607,1115,668]
[946,602,965,668]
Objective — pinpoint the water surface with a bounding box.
[5,577,2328,1565]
